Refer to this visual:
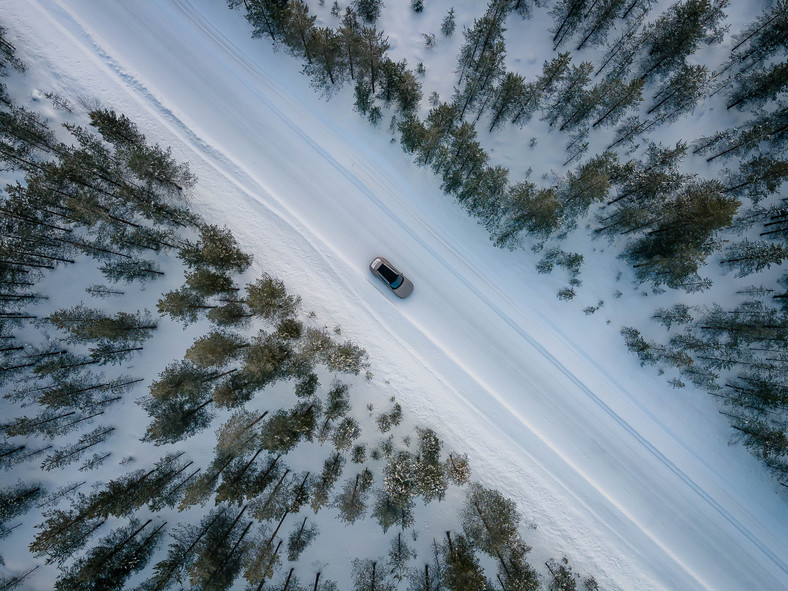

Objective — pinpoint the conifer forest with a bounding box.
[0,1,786,590]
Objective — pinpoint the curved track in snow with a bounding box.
[11,1,788,590]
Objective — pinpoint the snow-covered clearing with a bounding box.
[2,0,787,590]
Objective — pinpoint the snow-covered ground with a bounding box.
[3,1,787,590]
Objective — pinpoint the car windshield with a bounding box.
[390,275,403,289]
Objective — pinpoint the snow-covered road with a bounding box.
[6,1,787,589]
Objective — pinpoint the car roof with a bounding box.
[377,262,399,283]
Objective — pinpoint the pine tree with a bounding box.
[242,524,285,586]
[388,531,417,583]
[720,240,788,278]
[486,72,527,132]
[333,469,372,524]
[401,102,458,167]
[0,566,40,591]
[727,412,787,479]
[29,502,107,565]
[559,151,620,229]
[435,122,488,197]
[54,518,165,591]
[41,426,115,471]
[595,142,687,238]
[415,427,448,502]
[724,154,788,202]
[720,1,788,78]
[637,0,729,82]
[282,0,316,64]
[338,7,363,81]
[624,179,739,288]
[332,416,361,450]
[652,303,693,330]
[141,507,228,590]
[310,452,345,512]
[727,61,788,112]
[545,557,579,591]
[354,0,384,24]
[542,62,593,128]
[550,0,590,49]
[187,505,252,590]
[48,305,157,346]
[184,330,249,368]
[286,516,318,561]
[589,77,644,128]
[503,0,543,20]
[497,539,540,591]
[511,53,571,126]
[245,273,300,321]
[351,557,397,591]
[406,540,445,591]
[140,394,214,445]
[178,224,252,273]
[445,452,472,485]
[243,0,291,44]
[372,488,414,533]
[442,8,457,36]
[442,532,490,591]
[358,27,389,95]
[494,183,560,248]
[453,8,507,119]
[646,64,710,124]
[576,0,636,50]
[243,332,294,389]
[157,286,216,324]
[461,483,520,562]
[0,481,44,526]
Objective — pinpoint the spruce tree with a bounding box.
[442,531,490,591]
[724,154,788,202]
[637,0,729,82]
[178,224,252,273]
[0,481,44,526]
[351,557,397,591]
[282,0,316,64]
[550,0,590,49]
[286,516,318,561]
[720,240,788,278]
[453,9,507,119]
[727,61,788,112]
[646,64,710,124]
[54,519,165,591]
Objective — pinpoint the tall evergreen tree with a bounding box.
[720,240,788,278]
[550,0,589,49]
[724,154,788,202]
[55,519,165,591]
[454,6,508,119]
[442,532,490,591]
[178,224,252,273]
[646,63,710,125]
[624,179,739,288]
[637,0,729,82]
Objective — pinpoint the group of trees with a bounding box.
[227,0,788,484]
[622,297,788,480]
[239,0,422,118]
[0,54,527,587]
[0,72,497,590]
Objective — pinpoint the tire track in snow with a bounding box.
[165,4,787,576]
[34,0,786,581]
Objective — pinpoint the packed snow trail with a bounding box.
[7,1,788,590]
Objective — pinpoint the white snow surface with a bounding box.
[2,1,787,590]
